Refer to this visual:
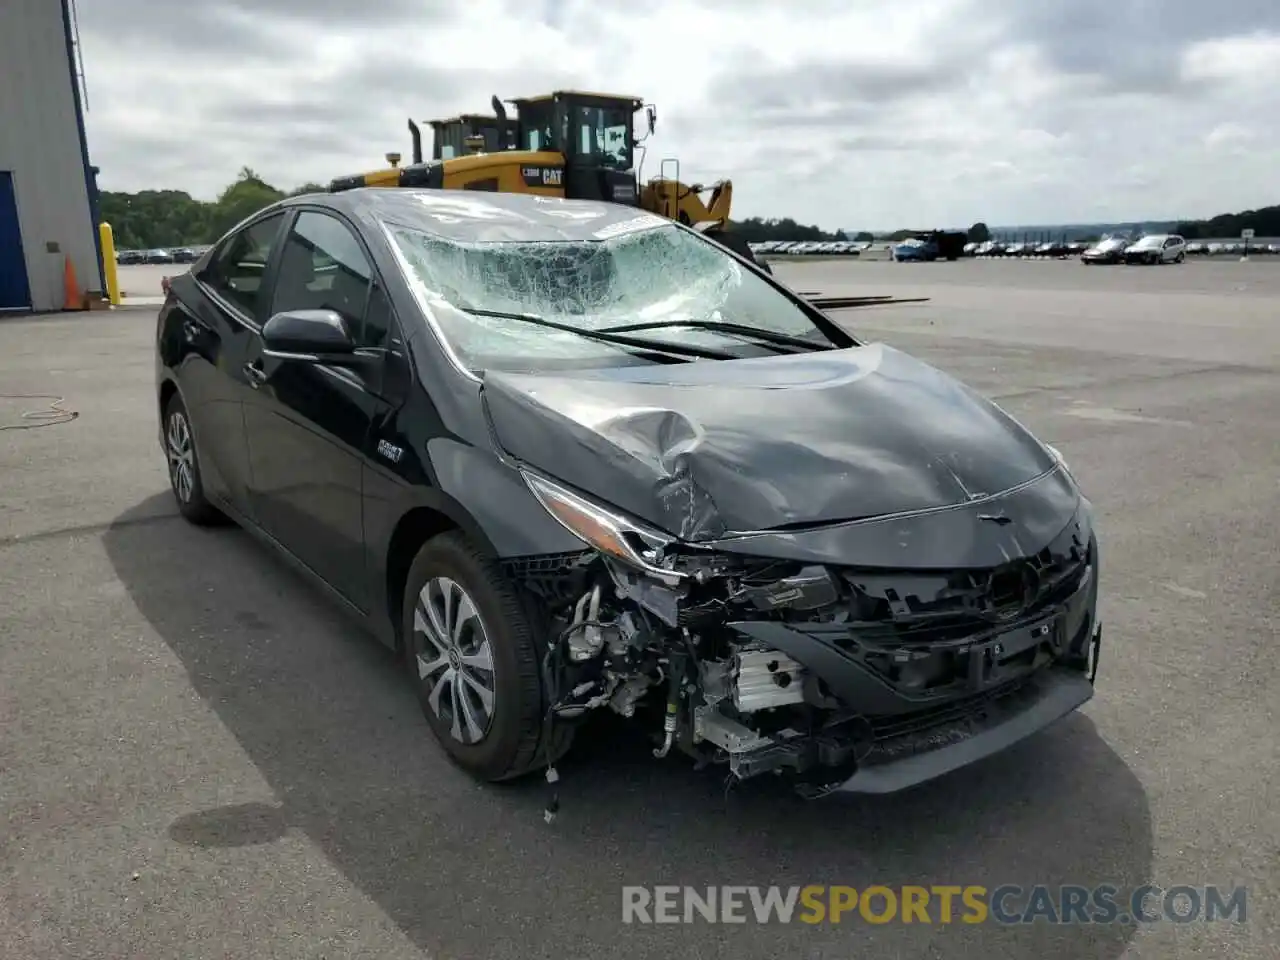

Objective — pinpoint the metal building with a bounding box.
[0,0,102,313]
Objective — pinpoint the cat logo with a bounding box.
[521,166,563,188]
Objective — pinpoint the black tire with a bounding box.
[401,531,572,782]
[1174,252,1185,264]
[163,394,224,526]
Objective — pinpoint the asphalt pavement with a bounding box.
[1,259,1276,959]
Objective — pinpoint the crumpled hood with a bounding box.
[480,343,1060,540]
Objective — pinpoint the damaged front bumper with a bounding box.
[509,463,1103,799]
[717,624,1101,795]
[836,659,1096,794]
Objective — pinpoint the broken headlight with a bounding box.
[520,470,686,585]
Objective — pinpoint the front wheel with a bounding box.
[1174,252,1185,263]
[402,532,572,782]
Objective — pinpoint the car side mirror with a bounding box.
[262,308,356,359]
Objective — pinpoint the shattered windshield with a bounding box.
[387,221,829,371]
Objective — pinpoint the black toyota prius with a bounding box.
[155,188,1102,798]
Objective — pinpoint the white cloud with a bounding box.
[74,0,1280,230]
[1204,123,1257,151]
[1182,32,1280,85]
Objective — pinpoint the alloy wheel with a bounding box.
[414,576,497,745]
[166,411,195,503]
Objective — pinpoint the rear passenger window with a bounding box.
[205,213,286,317]
[270,211,385,347]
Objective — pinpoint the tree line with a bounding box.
[100,171,860,250]
[99,166,1277,252]
[99,168,324,250]
[729,217,849,242]
[1175,204,1280,240]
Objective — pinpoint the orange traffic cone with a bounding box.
[63,255,83,310]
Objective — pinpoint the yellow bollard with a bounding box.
[100,221,121,305]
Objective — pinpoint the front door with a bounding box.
[0,172,32,311]
[242,209,393,610]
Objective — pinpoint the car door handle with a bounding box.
[243,361,268,386]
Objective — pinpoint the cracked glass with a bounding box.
[387,219,827,371]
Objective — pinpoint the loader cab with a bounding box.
[508,91,644,206]
[429,114,516,160]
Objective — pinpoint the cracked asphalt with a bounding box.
[1,259,1276,959]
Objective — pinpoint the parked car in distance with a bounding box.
[171,247,198,264]
[1123,234,1186,265]
[1081,236,1130,264]
[155,187,1102,799]
[892,237,937,261]
[144,249,175,264]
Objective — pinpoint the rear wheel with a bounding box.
[402,532,572,782]
[163,394,223,526]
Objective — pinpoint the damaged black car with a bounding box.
[155,188,1102,800]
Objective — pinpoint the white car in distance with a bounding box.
[1123,234,1187,265]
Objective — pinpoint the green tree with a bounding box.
[208,168,286,237]
[728,216,845,242]
[967,221,990,242]
[1176,204,1280,240]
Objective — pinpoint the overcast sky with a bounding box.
[74,0,1280,230]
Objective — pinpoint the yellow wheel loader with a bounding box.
[328,90,769,272]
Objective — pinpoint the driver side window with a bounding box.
[269,211,389,348]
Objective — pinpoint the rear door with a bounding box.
[241,209,395,609]
[177,211,289,512]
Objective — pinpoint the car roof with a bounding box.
[288,188,673,244]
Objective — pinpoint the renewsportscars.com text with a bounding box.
[621,884,1247,926]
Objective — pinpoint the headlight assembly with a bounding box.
[520,470,686,585]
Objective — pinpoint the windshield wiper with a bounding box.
[462,308,740,361]
[596,319,831,353]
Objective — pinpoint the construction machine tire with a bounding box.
[706,229,772,274]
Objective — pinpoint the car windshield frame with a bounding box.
[382,218,849,374]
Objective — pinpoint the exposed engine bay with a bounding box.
[507,506,1100,810]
